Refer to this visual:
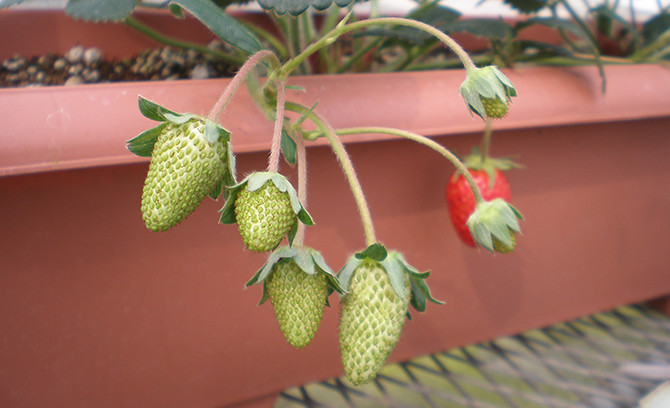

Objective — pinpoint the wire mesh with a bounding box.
[274,304,670,408]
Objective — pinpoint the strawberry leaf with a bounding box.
[170,0,264,54]
[65,0,136,22]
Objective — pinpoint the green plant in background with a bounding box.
[5,0,668,386]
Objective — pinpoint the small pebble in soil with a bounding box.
[0,43,238,88]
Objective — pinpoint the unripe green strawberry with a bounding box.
[339,261,410,386]
[234,181,295,252]
[481,97,508,119]
[493,229,517,253]
[266,259,329,349]
[141,119,228,232]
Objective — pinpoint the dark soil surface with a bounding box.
[0,43,238,88]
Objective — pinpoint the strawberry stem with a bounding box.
[267,80,286,173]
[480,117,493,164]
[335,127,486,204]
[279,17,477,79]
[208,50,280,123]
[294,129,308,247]
[285,102,378,246]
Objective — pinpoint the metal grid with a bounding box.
[275,305,670,408]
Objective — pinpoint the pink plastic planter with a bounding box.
[2,9,670,408]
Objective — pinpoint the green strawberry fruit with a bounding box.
[140,118,229,232]
[220,172,313,253]
[339,260,410,386]
[266,259,329,349]
[247,246,343,349]
[493,229,517,253]
[481,97,509,119]
[235,181,295,252]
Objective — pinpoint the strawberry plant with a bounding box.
[8,0,544,386]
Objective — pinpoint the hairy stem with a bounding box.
[294,132,308,247]
[336,127,486,204]
[481,118,493,163]
[280,17,477,78]
[268,80,286,173]
[207,50,280,122]
[285,103,377,246]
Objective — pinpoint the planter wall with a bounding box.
[2,8,670,408]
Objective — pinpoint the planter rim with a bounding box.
[1,64,669,177]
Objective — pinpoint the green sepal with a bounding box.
[467,198,523,252]
[219,172,313,226]
[280,128,297,166]
[247,246,343,305]
[463,147,523,190]
[354,243,387,262]
[126,122,167,157]
[459,66,517,119]
[138,95,179,122]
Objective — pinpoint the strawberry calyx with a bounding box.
[338,243,442,315]
[462,147,522,190]
[459,65,517,120]
[246,245,343,305]
[467,198,523,253]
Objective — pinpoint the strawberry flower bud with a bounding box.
[459,66,517,119]
[467,198,523,253]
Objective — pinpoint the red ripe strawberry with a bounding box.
[446,152,516,247]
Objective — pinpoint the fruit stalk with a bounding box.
[294,130,308,246]
[335,127,486,204]
[285,102,377,246]
[208,50,280,122]
[280,17,477,78]
[267,79,286,173]
[481,117,493,163]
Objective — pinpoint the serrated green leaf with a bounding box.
[138,96,178,122]
[410,282,427,313]
[503,0,548,13]
[643,12,670,45]
[65,0,136,21]
[443,19,513,40]
[170,0,264,54]
[257,0,354,16]
[280,129,297,166]
[0,0,27,8]
[126,122,167,157]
